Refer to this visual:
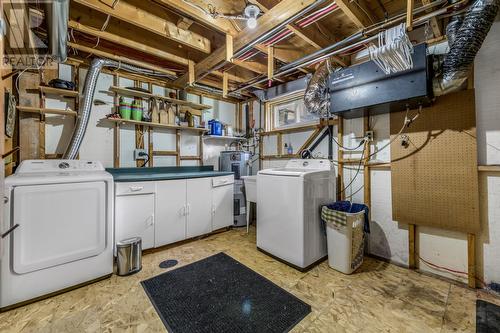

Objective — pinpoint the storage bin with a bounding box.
[321,206,365,274]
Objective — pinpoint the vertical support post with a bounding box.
[199,134,204,166]
[176,129,181,166]
[468,233,476,288]
[337,116,344,201]
[114,123,120,168]
[328,124,333,160]
[226,34,233,62]
[363,116,371,209]
[188,60,195,86]
[222,71,229,98]
[277,132,283,157]
[409,224,416,269]
[39,85,46,159]
[267,46,274,82]
[148,127,153,167]
[406,0,414,31]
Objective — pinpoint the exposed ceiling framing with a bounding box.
[61,0,448,100]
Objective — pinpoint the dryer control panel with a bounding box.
[16,160,105,174]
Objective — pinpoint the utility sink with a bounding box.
[242,176,257,203]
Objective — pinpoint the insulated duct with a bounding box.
[433,0,500,95]
[304,59,336,117]
[45,0,69,63]
[63,58,176,159]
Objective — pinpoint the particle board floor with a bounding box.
[0,227,497,333]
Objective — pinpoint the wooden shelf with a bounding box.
[40,86,79,98]
[203,135,247,141]
[478,165,500,172]
[103,117,208,133]
[110,86,211,110]
[17,106,78,116]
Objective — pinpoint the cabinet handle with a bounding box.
[186,204,191,215]
[129,186,144,192]
[180,206,186,216]
[147,215,154,227]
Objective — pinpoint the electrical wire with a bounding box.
[337,140,367,196]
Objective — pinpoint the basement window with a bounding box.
[269,93,319,130]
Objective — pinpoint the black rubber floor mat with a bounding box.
[141,252,311,333]
[477,300,500,333]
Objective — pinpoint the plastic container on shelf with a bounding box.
[321,206,365,274]
[131,101,143,121]
[119,97,132,120]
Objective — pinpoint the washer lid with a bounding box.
[258,159,332,177]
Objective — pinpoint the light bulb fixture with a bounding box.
[244,4,260,29]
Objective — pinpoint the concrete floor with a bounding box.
[0,227,498,332]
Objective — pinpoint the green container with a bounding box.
[119,105,131,120]
[131,108,143,121]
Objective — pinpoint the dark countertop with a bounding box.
[106,166,233,182]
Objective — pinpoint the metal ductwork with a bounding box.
[433,0,500,95]
[63,58,176,159]
[304,59,336,117]
[45,0,69,63]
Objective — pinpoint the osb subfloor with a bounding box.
[1,227,498,333]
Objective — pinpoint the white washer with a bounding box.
[1,160,113,310]
[257,159,335,270]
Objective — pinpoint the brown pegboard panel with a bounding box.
[390,90,480,233]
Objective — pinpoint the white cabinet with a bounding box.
[115,193,155,250]
[114,175,234,252]
[212,178,234,230]
[155,180,186,247]
[186,178,213,238]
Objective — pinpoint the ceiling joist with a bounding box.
[73,0,212,53]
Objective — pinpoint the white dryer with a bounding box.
[257,159,335,270]
[1,160,113,310]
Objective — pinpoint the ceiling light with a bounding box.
[244,4,260,29]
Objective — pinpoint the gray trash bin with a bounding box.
[116,237,142,276]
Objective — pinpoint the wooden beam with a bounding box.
[68,20,189,66]
[222,72,229,98]
[409,224,416,269]
[188,60,195,86]
[153,0,237,35]
[226,34,233,62]
[421,0,442,37]
[68,42,177,77]
[267,46,274,80]
[73,0,211,53]
[407,0,415,31]
[176,16,193,30]
[468,233,476,288]
[335,0,372,29]
[174,0,317,86]
[337,116,344,200]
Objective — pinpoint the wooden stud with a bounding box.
[226,34,233,62]
[199,134,204,166]
[337,116,345,201]
[114,123,120,167]
[222,72,229,98]
[176,129,181,166]
[277,132,283,157]
[420,0,441,37]
[153,150,178,156]
[335,0,371,29]
[267,46,274,81]
[407,0,414,31]
[363,116,371,209]
[188,60,195,86]
[409,224,416,269]
[176,16,194,30]
[467,233,476,288]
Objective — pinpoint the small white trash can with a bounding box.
[322,207,365,274]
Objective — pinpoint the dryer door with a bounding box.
[11,181,106,274]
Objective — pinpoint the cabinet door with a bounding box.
[155,180,187,247]
[212,185,234,230]
[186,178,213,238]
[115,194,155,251]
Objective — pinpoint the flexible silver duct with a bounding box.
[304,59,336,117]
[45,0,69,62]
[63,58,176,159]
[433,0,500,95]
